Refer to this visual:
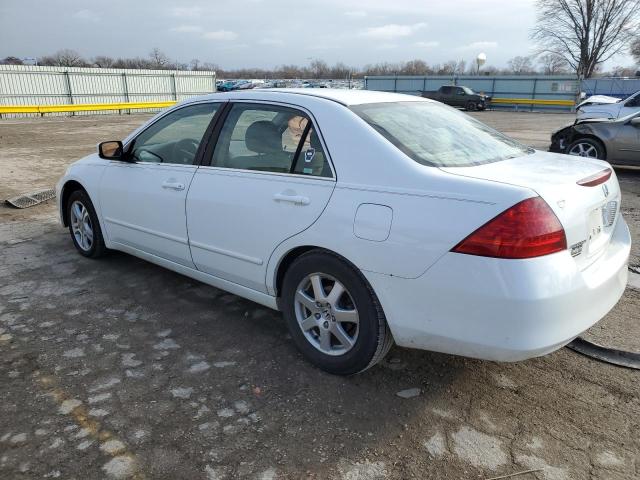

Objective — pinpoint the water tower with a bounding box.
[476,53,487,75]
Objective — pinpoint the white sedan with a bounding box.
[57,89,631,375]
[576,90,640,120]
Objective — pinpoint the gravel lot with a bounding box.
[0,111,638,480]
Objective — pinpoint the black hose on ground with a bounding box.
[567,337,640,370]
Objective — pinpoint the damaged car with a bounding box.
[550,111,640,165]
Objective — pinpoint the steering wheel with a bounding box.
[172,138,200,164]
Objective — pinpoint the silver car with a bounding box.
[550,111,640,165]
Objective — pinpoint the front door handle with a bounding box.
[273,192,310,206]
[162,181,185,191]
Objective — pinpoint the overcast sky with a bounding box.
[0,0,634,70]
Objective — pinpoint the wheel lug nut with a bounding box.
[323,321,329,328]
[315,313,321,319]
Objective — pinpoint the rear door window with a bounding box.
[211,103,331,177]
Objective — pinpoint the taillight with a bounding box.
[451,197,567,259]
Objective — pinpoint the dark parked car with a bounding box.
[421,85,491,111]
[549,111,640,165]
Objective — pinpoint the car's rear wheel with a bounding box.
[281,250,392,375]
[567,138,606,160]
[67,190,107,258]
[466,101,478,111]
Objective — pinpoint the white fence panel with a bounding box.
[0,65,216,118]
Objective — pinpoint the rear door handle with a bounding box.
[273,192,310,206]
[162,181,185,191]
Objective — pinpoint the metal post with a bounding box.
[491,78,496,109]
[394,76,397,93]
[122,73,130,115]
[64,71,74,117]
[531,78,538,112]
[171,73,178,101]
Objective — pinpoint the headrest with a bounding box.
[245,121,282,154]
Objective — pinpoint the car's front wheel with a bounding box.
[67,190,107,258]
[281,250,393,375]
[466,101,478,111]
[566,138,606,160]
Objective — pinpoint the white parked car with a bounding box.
[576,90,640,120]
[57,89,631,375]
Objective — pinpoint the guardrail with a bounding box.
[490,98,575,107]
[0,101,177,116]
[0,97,575,117]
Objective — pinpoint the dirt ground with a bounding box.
[0,111,638,480]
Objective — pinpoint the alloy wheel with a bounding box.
[70,200,94,252]
[294,273,359,356]
[568,142,599,158]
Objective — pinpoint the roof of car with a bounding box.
[194,88,429,106]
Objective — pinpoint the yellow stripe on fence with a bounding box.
[0,97,575,115]
[0,101,177,115]
[491,98,575,106]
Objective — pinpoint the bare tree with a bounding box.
[149,48,169,69]
[632,39,640,64]
[607,65,637,76]
[201,62,220,72]
[532,0,640,78]
[537,53,570,74]
[403,59,431,76]
[93,56,115,68]
[309,59,329,78]
[1,56,23,65]
[39,49,87,67]
[507,55,536,74]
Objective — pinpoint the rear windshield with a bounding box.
[351,101,531,167]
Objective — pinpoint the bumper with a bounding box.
[549,133,570,154]
[55,178,65,226]
[365,216,631,361]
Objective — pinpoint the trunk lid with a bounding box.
[440,150,621,270]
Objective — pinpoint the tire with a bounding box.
[466,101,478,111]
[566,138,606,160]
[281,250,393,375]
[66,190,107,258]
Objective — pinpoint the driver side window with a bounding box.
[130,102,220,165]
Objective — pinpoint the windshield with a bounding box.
[351,101,531,167]
[462,87,475,95]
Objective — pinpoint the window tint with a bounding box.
[130,103,219,165]
[441,86,452,94]
[212,103,330,176]
[625,94,640,107]
[351,101,531,167]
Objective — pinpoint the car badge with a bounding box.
[602,184,609,198]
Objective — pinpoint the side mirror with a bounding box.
[98,141,124,160]
[630,117,640,127]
